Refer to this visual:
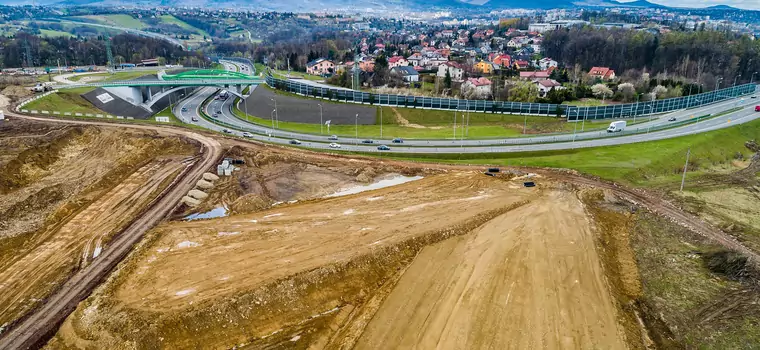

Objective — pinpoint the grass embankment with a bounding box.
[68,70,160,82]
[39,29,74,38]
[370,118,760,186]
[23,88,105,115]
[73,14,147,29]
[234,89,613,139]
[253,63,322,81]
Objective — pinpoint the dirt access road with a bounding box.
[356,190,627,349]
[0,113,222,350]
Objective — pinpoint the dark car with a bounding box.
[328,135,339,141]
[289,139,302,145]
[668,117,677,121]
[361,139,374,144]
[181,107,188,112]
[392,138,404,143]
[377,145,390,151]
[222,128,232,134]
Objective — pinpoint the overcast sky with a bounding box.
[619,0,760,10]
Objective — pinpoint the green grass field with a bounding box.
[80,14,147,29]
[23,88,105,115]
[68,70,160,82]
[39,29,74,38]
[370,117,760,186]
[158,15,209,37]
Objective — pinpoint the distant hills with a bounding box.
[11,0,752,12]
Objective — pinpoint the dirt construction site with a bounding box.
[1,114,760,349]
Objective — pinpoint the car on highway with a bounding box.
[361,139,374,144]
[191,117,199,122]
[290,139,302,145]
[668,117,677,121]
[215,110,221,115]
[328,135,339,140]
[329,143,341,148]
[392,138,404,143]
[756,106,760,112]
[222,128,232,134]
[242,132,253,138]
[377,145,391,151]
[181,107,188,112]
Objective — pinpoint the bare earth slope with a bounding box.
[356,190,627,349]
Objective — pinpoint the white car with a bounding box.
[329,143,341,148]
[242,132,253,138]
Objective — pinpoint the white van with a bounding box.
[607,121,627,133]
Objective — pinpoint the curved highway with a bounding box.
[170,60,760,154]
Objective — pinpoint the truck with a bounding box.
[607,121,626,133]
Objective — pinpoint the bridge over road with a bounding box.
[52,69,265,108]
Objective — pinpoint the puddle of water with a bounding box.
[326,175,423,198]
[184,205,228,221]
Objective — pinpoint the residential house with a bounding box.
[530,44,542,53]
[461,77,492,97]
[537,58,558,70]
[437,61,464,82]
[535,79,564,97]
[391,66,420,83]
[506,39,523,49]
[489,53,511,68]
[407,52,423,67]
[306,58,335,76]
[513,60,530,70]
[474,60,495,75]
[588,67,616,80]
[358,59,375,72]
[442,29,455,38]
[387,56,409,68]
[519,70,551,81]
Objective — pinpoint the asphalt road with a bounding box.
[173,61,760,154]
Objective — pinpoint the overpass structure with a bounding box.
[53,68,265,108]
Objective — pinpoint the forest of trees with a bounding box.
[543,28,760,90]
[0,33,192,68]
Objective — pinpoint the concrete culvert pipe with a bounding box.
[188,189,209,200]
[203,172,220,182]
[196,179,214,189]
[181,196,201,207]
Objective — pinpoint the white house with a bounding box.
[461,77,492,97]
[391,66,420,83]
[407,52,423,67]
[537,58,558,70]
[535,79,564,97]
[306,58,335,76]
[437,62,464,82]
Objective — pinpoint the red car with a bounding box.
[756,105,760,112]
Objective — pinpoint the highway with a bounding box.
[169,60,760,154]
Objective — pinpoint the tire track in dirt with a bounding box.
[0,113,222,350]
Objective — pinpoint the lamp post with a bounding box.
[715,77,723,91]
[733,75,741,87]
[270,98,278,128]
[270,109,276,132]
[355,113,359,145]
[380,107,383,139]
[751,72,758,84]
[318,104,323,134]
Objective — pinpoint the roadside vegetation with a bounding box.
[23,87,104,115]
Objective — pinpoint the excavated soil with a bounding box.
[48,166,635,349]
[0,121,197,329]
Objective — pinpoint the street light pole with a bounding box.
[270,109,276,132]
[751,72,758,84]
[271,98,279,128]
[523,113,527,135]
[318,104,323,134]
[380,107,383,139]
[355,113,359,145]
[680,148,691,192]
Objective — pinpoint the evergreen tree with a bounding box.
[444,69,452,89]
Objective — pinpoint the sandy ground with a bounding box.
[356,189,628,349]
[0,158,185,327]
[114,172,535,311]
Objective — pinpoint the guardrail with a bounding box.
[265,71,757,119]
[55,78,265,89]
